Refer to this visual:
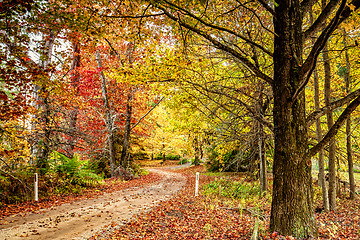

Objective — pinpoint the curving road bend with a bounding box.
[0,169,186,240]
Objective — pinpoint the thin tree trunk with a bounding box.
[120,91,133,167]
[320,0,337,211]
[343,29,356,199]
[310,10,329,211]
[259,123,267,193]
[33,30,55,174]
[120,42,135,168]
[95,50,116,177]
[323,41,337,210]
[193,135,200,166]
[257,81,267,193]
[66,42,81,157]
[314,67,330,210]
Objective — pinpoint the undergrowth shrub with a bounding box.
[0,166,33,205]
[0,152,104,205]
[50,152,103,187]
[205,146,240,172]
[154,153,181,160]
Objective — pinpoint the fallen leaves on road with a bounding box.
[0,172,163,222]
[103,166,265,240]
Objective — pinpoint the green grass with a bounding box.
[202,178,260,199]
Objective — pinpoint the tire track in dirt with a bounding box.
[0,169,186,240]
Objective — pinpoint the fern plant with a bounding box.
[51,152,103,187]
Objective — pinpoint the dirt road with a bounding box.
[0,169,186,240]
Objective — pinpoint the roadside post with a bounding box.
[195,172,199,196]
[34,173,38,202]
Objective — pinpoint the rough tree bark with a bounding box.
[270,2,317,236]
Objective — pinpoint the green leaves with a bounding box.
[51,152,103,187]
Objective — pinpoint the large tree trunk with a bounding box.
[343,29,356,199]
[270,2,317,237]
[151,0,360,237]
[323,41,337,211]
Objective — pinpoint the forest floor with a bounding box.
[102,165,360,240]
[1,162,359,239]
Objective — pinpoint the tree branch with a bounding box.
[184,80,274,131]
[156,6,274,85]
[309,94,360,158]
[130,97,164,131]
[254,0,275,16]
[99,12,164,19]
[303,0,340,40]
[160,0,274,57]
[293,0,347,102]
[104,37,123,66]
[0,168,32,192]
[306,88,360,127]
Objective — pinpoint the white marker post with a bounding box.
[34,173,38,202]
[195,172,199,196]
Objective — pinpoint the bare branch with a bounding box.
[130,97,164,131]
[99,12,164,19]
[104,37,123,66]
[184,80,274,131]
[0,168,32,192]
